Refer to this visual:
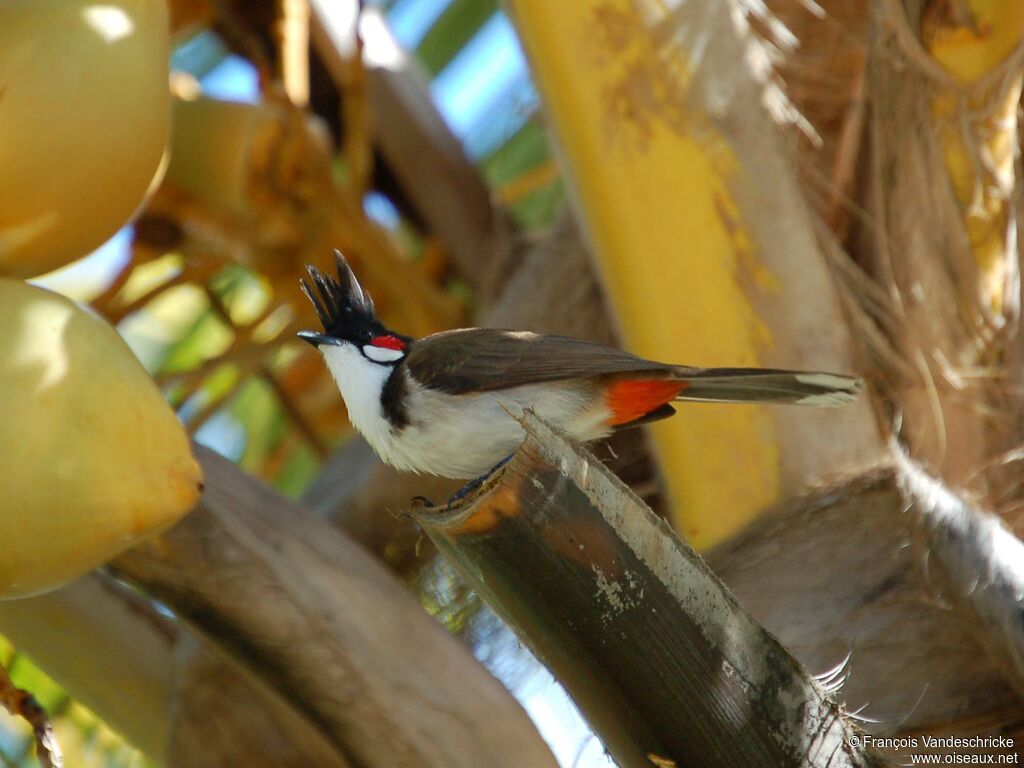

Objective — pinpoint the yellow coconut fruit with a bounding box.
[0,279,202,599]
[167,93,282,218]
[0,0,171,278]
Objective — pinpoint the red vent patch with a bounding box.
[606,379,687,425]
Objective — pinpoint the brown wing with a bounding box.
[404,328,676,394]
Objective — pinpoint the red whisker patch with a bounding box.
[371,334,406,350]
[606,379,687,425]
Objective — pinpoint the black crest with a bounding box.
[300,251,376,336]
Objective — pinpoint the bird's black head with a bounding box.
[298,250,411,364]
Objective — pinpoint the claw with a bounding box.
[446,479,483,507]
[445,455,513,507]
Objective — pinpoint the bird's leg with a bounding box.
[445,479,482,506]
[446,455,514,507]
[488,454,514,473]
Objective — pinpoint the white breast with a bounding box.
[392,377,611,478]
[320,343,612,479]
[320,342,398,459]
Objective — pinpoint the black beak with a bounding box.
[298,331,338,347]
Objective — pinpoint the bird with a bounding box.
[298,251,862,481]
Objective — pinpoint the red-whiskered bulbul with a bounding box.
[298,251,861,480]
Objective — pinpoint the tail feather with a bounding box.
[674,368,862,407]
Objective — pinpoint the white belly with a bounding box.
[320,342,613,478]
[373,380,612,479]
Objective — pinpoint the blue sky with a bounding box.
[195,1,536,159]
[430,13,535,157]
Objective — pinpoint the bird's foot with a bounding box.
[445,455,514,507]
[446,477,485,507]
[489,454,514,473]
[408,495,436,509]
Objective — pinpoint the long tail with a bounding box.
[675,368,862,407]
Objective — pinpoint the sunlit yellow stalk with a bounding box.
[924,0,1024,319]
[504,0,780,548]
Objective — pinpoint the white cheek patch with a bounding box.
[363,345,404,364]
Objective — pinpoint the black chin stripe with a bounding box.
[380,366,409,429]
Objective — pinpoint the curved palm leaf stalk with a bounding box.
[504,0,883,550]
[112,445,557,768]
[413,413,884,768]
[896,454,1024,692]
[0,575,350,766]
[710,462,1024,738]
